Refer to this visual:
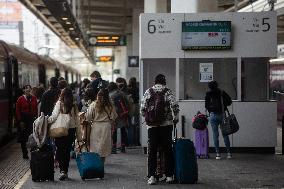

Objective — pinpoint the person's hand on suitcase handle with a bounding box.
[173,115,179,124]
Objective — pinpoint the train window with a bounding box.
[241,58,268,101]
[179,58,237,100]
[0,63,5,89]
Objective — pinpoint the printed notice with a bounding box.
[200,63,213,82]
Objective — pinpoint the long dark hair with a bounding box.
[95,89,112,113]
[59,88,74,114]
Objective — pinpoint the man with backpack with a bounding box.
[108,82,129,154]
[205,81,232,160]
[141,74,179,185]
[90,71,108,98]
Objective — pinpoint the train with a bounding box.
[270,62,284,121]
[0,40,81,144]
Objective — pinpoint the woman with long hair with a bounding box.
[48,87,81,180]
[85,88,117,163]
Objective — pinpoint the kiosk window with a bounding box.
[180,58,237,100]
[241,58,268,101]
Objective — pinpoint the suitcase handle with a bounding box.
[77,140,89,153]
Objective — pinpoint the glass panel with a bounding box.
[142,59,176,94]
[242,58,268,101]
[180,58,237,100]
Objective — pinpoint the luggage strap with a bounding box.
[77,124,89,153]
[174,123,177,139]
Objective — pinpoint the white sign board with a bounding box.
[140,12,277,58]
[199,63,213,82]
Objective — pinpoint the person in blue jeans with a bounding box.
[205,81,232,160]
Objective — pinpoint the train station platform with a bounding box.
[0,141,280,189]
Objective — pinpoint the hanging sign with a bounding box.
[199,63,213,82]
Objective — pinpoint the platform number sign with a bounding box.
[147,19,172,34]
[245,17,271,33]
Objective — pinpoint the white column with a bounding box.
[171,0,218,13]
[144,0,167,13]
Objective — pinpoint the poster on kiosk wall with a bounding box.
[199,63,213,82]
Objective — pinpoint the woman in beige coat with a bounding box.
[85,89,117,163]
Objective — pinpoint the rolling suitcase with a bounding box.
[194,128,209,158]
[76,126,104,181]
[30,145,54,182]
[173,125,198,184]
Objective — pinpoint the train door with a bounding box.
[38,64,46,88]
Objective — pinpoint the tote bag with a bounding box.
[220,91,239,136]
[49,113,70,138]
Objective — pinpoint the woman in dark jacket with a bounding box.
[16,85,38,159]
[205,81,232,160]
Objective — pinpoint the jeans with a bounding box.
[112,127,127,148]
[209,113,230,153]
[147,125,174,177]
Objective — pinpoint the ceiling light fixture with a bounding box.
[62,17,68,20]
[69,28,74,30]
[66,21,71,24]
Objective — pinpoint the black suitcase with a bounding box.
[30,145,54,182]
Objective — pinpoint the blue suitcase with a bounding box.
[173,137,198,183]
[76,152,104,180]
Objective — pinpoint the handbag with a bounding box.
[220,91,239,136]
[49,113,70,138]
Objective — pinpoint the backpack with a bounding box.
[209,91,232,112]
[112,92,129,119]
[145,88,169,126]
[192,111,208,130]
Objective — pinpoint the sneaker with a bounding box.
[227,153,232,159]
[121,146,126,153]
[216,153,221,160]
[59,172,68,181]
[111,147,117,154]
[166,176,174,183]
[147,176,156,185]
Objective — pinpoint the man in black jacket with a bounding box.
[205,81,232,160]
[90,71,107,98]
[40,77,61,116]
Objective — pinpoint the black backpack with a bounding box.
[209,91,232,112]
[145,88,169,126]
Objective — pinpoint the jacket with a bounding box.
[40,87,61,116]
[141,84,179,127]
[48,100,80,129]
[32,112,48,148]
[205,89,232,114]
[16,95,38,122]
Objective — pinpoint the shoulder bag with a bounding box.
[220,91,239,136]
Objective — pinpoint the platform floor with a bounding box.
[0,141,279,189]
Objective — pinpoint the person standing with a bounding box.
[108,82,129,153]
[48,88,81,180]
[85,89,118,163]
[40,77,61,116]
[90,71,107,98]
[141,74,179,185]
[205,81,232,160]
[16,85,38,159]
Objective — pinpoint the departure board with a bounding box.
[181,21,231,50]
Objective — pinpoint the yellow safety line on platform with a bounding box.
[14,170,30,189]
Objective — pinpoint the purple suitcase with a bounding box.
[194,128,209,159]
